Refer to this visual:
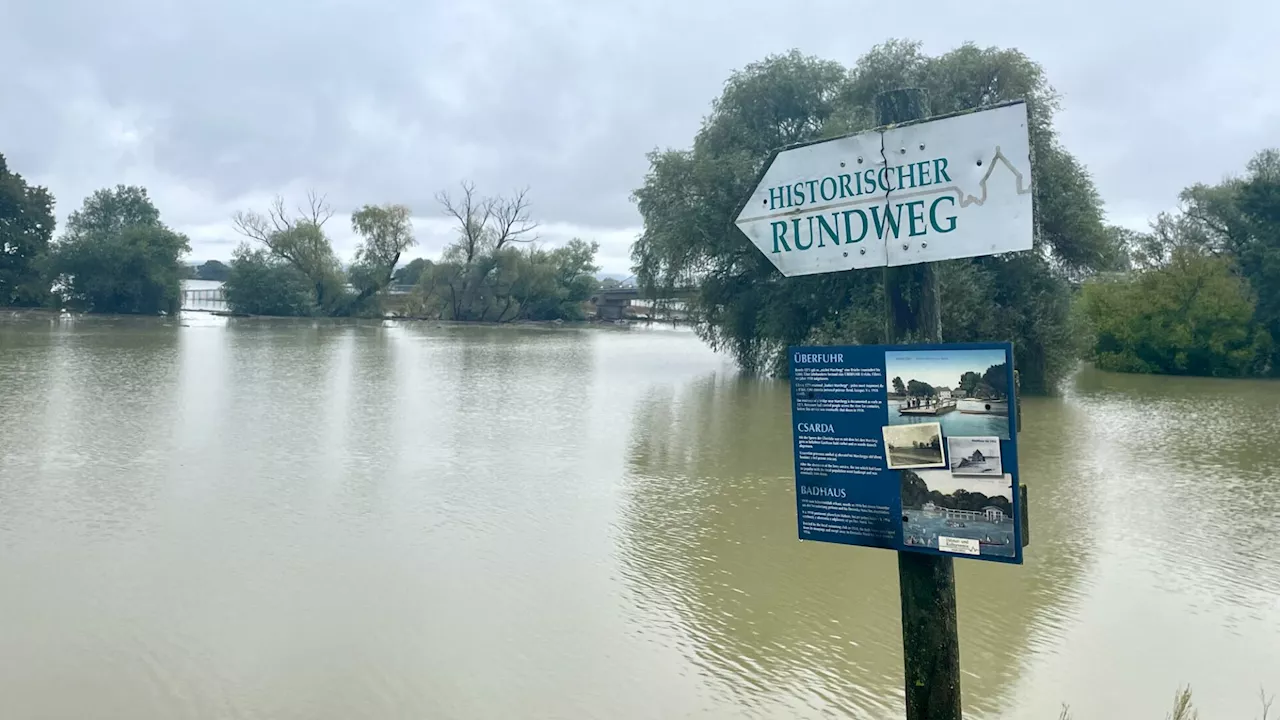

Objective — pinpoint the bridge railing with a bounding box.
[181,288,228,311]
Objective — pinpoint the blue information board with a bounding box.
[789,342,1023,564]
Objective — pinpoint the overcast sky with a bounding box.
[886,349,1007,390]
[2,0,1276,275]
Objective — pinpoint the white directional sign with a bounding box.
[735,101,1033,276]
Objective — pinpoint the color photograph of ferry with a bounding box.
[885,347,1013,439]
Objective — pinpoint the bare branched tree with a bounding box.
[301,190,335,228]
[435,182,540,319]
[436,183,539,261]
[490,187,538,251]
[232,192,334,245]
[436,181,492,267]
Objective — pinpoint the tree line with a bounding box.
[1076,150,1279,378]
[221,183,601,321]
[889,364,1008,399]
[631,41,1126,395]
[0,158,601,321]
[901,469,1012,517]
[0,168,190,315]
[631,40,1278,390]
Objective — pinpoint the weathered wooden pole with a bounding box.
[877,87,963,720]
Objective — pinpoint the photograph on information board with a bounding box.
[947,436,1003,476]
[885,348,1011,439]
[882,422,946,470]
[900,470,1015,557]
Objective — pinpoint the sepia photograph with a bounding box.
[947,436,1003,476]
[885,348,1013,439]
[900,469,1016,557]
[882,422,946,469]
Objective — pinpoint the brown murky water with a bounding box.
[1,313,1277,719]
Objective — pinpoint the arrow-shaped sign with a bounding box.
[735,101,1034,277]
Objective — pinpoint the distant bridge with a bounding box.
[589,286,696,321]
[179,283,698,320]
[181,287,227,312]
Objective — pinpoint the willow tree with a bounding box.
[632,41,1123,393]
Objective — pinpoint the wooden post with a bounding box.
[878,87,963,720]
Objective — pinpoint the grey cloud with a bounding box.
[2,0,1277,269]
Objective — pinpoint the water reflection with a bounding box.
[2,315,1278,719]
[1071,368,1280,613]
[617,374,1092,718]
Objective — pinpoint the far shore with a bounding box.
[0,305,682,330]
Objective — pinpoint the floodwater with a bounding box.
[1,313,1278,720]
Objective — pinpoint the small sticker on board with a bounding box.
[938,536,981,556]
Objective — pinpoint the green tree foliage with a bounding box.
[891,376,906,395]
[1201,149,1280,372]
[906,379,935,397]
[231,194,417,317]
[348,203,416,313]
[412,238,601,322]
[409,184,601,322]
[392,257,429,286]
[0,153,56,307]
[223,244,317,316]
[232,192,349,314]
[196,259,231,282]
[632,42,1119,393]
[52,185,190,314]
[1079,249,1271,377]
[1079,148,1280,377]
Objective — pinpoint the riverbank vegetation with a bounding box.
[222,183,602,321]
[390,183,601,322]
[1,150,603,321]
[631,41,1127,394]
[1076,150,1279,378]
[225,193,415,317]
[0,164,191,315]
[631,41,1280,388]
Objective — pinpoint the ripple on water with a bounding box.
[2,321,1279,719]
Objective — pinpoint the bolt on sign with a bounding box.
[734,101,1033,276]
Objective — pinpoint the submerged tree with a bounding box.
[426,182,540,321]
[1080,248,1270,377]
[632,42,1123,392]
[223,244,318,316]
[51,185,190,314]
[348,203,417,313]
[232,192,348,314]
[228,194,415,317]
[1078,148,1280,377]
[406,183,600,322]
